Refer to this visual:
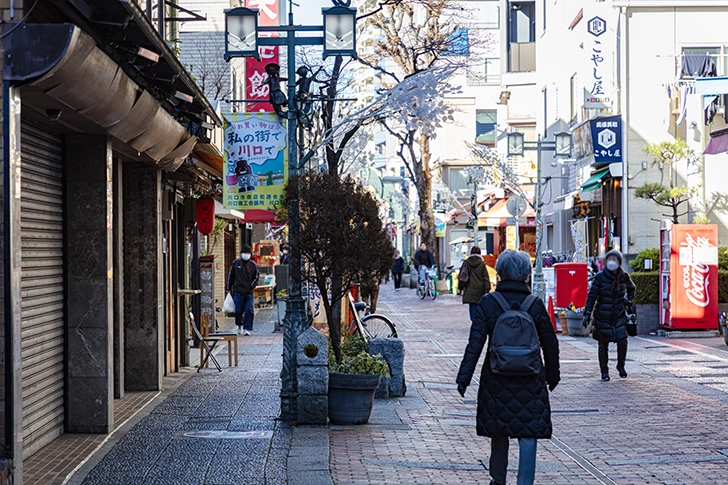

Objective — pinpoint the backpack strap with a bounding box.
[490,292,511,313]
[519,294,538,314]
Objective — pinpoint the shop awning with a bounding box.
[478,198,535,227]
[214,200,245,220]
[580,168,609,193]
[704,128,728,155]
[242,210,278,224]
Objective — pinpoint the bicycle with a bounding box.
[417,265,438,300]
[347,291,398,340]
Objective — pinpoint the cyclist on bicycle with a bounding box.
[414,242,436,285]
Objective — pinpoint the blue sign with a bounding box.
[590,115,622,163]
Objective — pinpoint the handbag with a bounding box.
[626,313,638,337]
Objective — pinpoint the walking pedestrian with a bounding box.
[460,246,491,321]
[359,272,381,313]
[226,244,259,336]
[280,247,290,265]
[414,242,435,285]
[582,249,636,381]
[456,250,560,485]
[392,250,405,291]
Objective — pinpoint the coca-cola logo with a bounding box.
[680,234,710,308]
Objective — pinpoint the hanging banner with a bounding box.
[245,0,279,112]
[590,115,623,163]
[570,219,587,263]
[223,112,288,210]
[583,3,617,110]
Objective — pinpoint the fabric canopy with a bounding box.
[580,168,610,193]
[242,209,278,224]
[704,130,728,155]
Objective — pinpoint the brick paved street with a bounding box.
[330,284,728,485]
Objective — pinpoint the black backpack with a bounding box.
[488,293,543,377]
[458,261,470,285]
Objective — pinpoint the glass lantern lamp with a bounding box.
[225,7,259,60]
[322,6,357,59]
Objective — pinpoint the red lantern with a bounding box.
[196,197,215,235]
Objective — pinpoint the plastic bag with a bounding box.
[222,293,236,313]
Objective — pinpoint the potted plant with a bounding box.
[328,337,390,425]
[200,218,227,260]
[564,303,589,336]
[556,310,568,336]
[720,312,728,346]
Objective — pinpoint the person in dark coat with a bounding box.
[461,246,491,321]
[582,249,636,381]
[457,250,560,485]
[414,242,435,284]
[226,244,260,335]
[391,250,405,291]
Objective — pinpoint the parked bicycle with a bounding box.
[417,265,438,300]
[347,291,397,340]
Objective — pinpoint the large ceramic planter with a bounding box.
[565,315,588,336]
[328,373,381,425]
[721,319,728,346]
[558,315,568,335]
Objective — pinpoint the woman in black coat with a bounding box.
[582,249,636,381]
[457,250,560,485]
[391,250,405,290]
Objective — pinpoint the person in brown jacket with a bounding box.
[461,246,491,321]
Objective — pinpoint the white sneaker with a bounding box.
[243,330,251,336]
[236,327,242,335]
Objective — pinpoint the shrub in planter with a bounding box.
[630,248,660,273]
[328,337,389,425]
[631,272,660,305]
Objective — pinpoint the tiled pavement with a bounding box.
[329,285,728,485]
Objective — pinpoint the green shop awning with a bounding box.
[580,168,609,193]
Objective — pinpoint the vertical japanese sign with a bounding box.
[223,112,288,210]
[583,4,616,110]
[200,259,215,325]
[245,0,279,112]
[570,220,587,263]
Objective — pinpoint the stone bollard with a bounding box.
[296,327,329,424]
[368,338,405,398]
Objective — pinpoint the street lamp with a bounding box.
[223,2,358,422]
[503,131,573,301]
[322,6,357,58]
[224,7,259,61]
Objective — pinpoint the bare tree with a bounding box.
[183,34,233,101]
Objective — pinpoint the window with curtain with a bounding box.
[476,109,497,145]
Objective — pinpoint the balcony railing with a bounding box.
[509,42,535,73]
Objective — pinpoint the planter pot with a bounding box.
[328,372,381,425]
[721,320,728,346]
[558,315,568,335]
[565,315,588,336]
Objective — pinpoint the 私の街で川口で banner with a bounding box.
[223,112,288,210]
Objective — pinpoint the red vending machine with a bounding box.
[659,221,719,330]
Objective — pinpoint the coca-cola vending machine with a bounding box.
[659,221,719,330]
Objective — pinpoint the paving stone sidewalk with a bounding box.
[73,309,294,485]
[329,284,728,485]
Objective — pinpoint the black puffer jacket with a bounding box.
[584,269,636,342]
[457,281,560,439]
[461,255,491,304]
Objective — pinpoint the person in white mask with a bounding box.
[582,249,636,381]
[226,244,260,335]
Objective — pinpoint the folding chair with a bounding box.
[190,312,223,372]
[201,312,238,367]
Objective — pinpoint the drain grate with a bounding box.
[177,430,272,439]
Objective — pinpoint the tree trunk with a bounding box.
[672,202,680,225]
[319,284,341,365]
[416,134,438,267]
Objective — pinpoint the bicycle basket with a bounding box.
[426,268,437,278]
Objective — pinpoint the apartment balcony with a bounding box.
[508,42,535,73]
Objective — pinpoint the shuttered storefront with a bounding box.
[19,121,65,458]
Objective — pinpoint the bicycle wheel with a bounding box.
[361,314,398,339]
[428,280,437,300]
[418,282,426,299]
[349,318,362,338]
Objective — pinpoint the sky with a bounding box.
[292,0,343,26]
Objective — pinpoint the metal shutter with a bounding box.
[19,121,65,458]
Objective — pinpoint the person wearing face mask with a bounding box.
[281,247,290,265]
[582,249,636,381]
[226,244,260,336]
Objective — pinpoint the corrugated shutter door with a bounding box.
[20,121,65,458]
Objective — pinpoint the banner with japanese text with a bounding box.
[245,0,279,112]
[590,115,623,163]
[222,112,288,210]
[583,3,617,110]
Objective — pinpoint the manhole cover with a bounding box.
[179,430,272,439]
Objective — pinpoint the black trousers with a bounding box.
[598,338,627,374]
[392,272,402,289]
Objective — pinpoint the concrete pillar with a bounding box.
[65,135,114,433]
[122,162,163,391]
[112,158,124,399]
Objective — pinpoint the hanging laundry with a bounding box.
[705,95,719,125]
[681,54,717,79]
[677,84,695,126]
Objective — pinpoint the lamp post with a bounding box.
[225,1,357,421]
[507,131,572,301]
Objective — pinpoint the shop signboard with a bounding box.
[590,115,622,164]
[200,258,215,324]
[223,112,288,210]
[245,0,279,112]
[583,3,616,110]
